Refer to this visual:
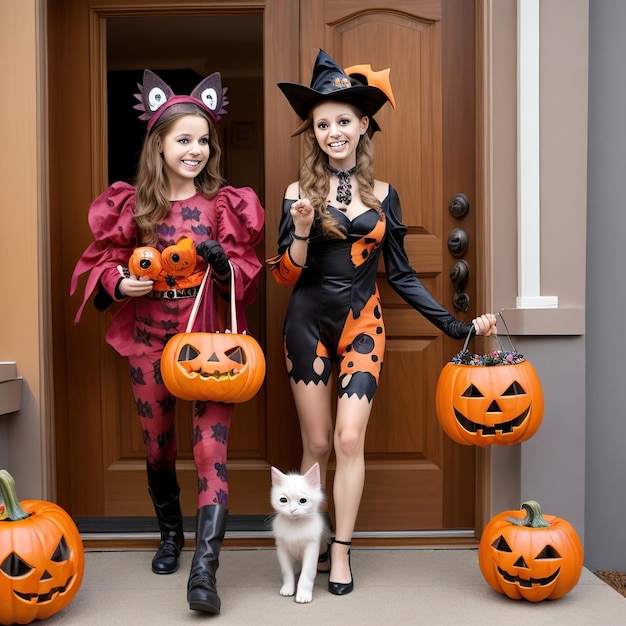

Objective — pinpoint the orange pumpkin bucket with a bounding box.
[435,313,543,446]
[161,261,266,403]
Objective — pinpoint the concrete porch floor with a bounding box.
[40,546,626,625]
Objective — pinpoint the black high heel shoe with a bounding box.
[318,511,333,574]
[328,539,353,595]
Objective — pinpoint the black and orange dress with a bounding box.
[270,184,472,402]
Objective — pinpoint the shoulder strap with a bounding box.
[185,261,237,333]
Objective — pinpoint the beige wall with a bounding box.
[488,0,587,335]
[0,0,51,498]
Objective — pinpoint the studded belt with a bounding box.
[148,285,201,300]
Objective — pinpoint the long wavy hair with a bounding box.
[298,104,381,240]
[134,103,225,246]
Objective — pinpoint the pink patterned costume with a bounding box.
[71,181,264,508]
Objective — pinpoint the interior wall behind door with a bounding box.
[104,14,267,506]
[51,5,276,518]
[106,15,264,203]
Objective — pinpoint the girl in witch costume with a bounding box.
[71,70,263,614]
[270,50,497,596]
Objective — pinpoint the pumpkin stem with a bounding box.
[505,500,551,528]
[0,469,30,521]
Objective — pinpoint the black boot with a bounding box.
[147,465,184,575]
[187,505,228,614]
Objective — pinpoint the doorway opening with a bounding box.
[106,14,264,195]
[73,13,266,536]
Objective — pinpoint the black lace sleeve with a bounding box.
[382,185,472,339]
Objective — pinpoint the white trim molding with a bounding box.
[516,0,557,310]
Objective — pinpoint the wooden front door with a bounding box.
[50,0,479,536]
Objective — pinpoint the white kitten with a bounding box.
[270,463,329,603]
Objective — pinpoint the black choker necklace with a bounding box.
[327,164,357,206]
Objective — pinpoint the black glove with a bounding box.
[196,240,230,281]
[94,284,115,310]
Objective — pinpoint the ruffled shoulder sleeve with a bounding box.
[214,186,264,306]
[70,182,138,322]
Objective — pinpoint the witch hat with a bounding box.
[278,49,394,133]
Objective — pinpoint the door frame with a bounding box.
[49,0,301,523]
[46,0,494,540]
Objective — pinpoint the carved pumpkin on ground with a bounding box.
[435,332,543,445]
[479,500,583,602]
[161,330,266,403]
[0,470,84,625]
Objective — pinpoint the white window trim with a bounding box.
[516,0,557,309]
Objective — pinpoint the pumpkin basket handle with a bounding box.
[184,260,238,334]
[460,311,516,355]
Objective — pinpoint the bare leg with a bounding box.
[291,378,334,478]
[290,378,334,569]
[330,394,373,584]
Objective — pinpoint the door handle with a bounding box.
[450,260,470,312]
[448,193,470,219]
[447,227,468,258]
[447,193,470,310]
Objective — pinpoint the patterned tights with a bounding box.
[128,353,232,508]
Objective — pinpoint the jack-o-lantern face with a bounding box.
[0,472,84,625]
[435,359,543,446]
[161,236,197,277]
[161,331,266,403]
[479,501,583,602]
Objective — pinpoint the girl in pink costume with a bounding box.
[71,70,263,614]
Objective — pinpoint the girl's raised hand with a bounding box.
[290,199,314,235]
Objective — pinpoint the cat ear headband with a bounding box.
[134,69,229,133]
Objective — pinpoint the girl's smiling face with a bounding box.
[160,114,210,194]
[312,101,369,169]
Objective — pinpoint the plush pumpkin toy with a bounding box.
[0,470,84,625]
[160,235,197,277]
[479,500,583,602]
[128,246,163,280]
[436,327,543,446]
[129,236,202,289]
